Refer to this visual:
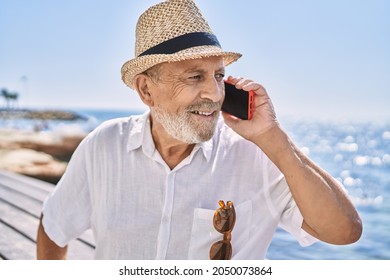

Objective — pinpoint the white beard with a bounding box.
[152,102,220,144]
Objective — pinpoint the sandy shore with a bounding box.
[0,127,86,184]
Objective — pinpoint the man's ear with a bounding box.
[133,74,154,107]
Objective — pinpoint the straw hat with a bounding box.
[121,0,242,89]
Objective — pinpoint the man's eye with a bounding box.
[189,75,202,80]
[215,73,225,81]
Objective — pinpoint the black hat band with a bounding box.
[139,32,221,57]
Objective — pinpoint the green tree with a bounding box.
[1,88,19,109]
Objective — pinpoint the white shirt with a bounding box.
[42,111,316,259]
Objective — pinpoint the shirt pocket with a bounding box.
[187,200,252,259]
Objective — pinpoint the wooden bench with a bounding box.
[0,169,95,259]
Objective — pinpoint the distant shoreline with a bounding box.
[0,108,87,121]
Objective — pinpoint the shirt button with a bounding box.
[162,215,170,224]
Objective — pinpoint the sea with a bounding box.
[1,108,389,260]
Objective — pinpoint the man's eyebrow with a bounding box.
[216,67,225,73]
[182,66,225,74]
[183,67,207,74]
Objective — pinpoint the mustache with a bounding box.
[186,102,221,112]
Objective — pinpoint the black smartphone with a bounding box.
[222,80,255,120]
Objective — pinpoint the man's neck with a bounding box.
[150,117,195,170]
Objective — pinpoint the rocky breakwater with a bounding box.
[0,109,87,121]
[0,109,88,184]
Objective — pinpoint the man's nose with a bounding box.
[200,78,223,102]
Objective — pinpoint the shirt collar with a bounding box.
[197,137,213,162]
[126,111,149,152]
[126,110,214,162]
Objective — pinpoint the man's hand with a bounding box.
[222,76,362,245]
[222,76,279,142]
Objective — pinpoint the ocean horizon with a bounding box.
[1,108,389,259]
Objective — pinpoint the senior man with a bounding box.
[37,0,361,260]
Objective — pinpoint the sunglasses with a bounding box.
[209,200,236,260]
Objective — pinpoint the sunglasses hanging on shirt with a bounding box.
[209,200,236,260]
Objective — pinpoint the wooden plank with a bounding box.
[0,221,94,260]
[0,170,95,259]
[67,239,95,259]
[0,198,43,242]
[0,180,95,247]
[78,230,95,247]
[0,183,43,218]
[0,195,94,259]
[0,223,36,260]
[0,169,53,201]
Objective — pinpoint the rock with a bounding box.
[0,109,87,121]
[0,148,67,184]
[0,127,87,183]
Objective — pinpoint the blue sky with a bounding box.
[1,0,389,121]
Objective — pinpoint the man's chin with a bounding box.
[171,124,216,144]
[152,107,218,144]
